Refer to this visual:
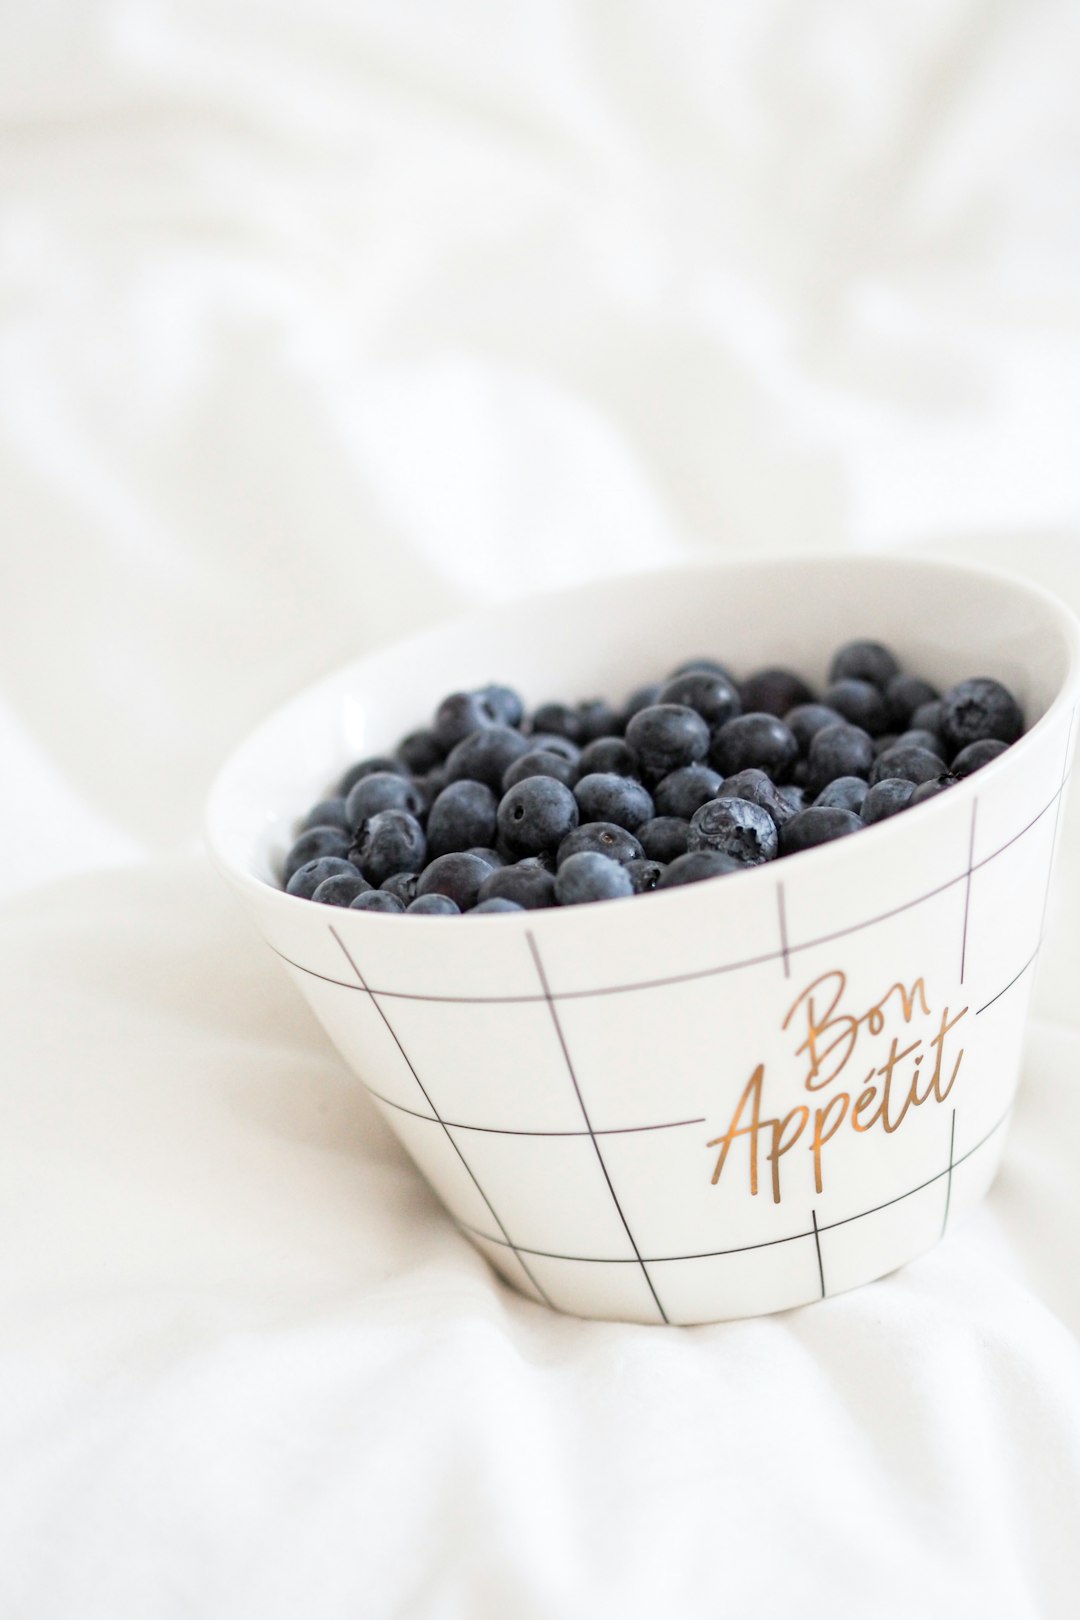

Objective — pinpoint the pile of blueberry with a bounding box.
[278,643,1024,915]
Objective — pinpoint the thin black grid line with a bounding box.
[327,925,556,1311]
[941,1108,956,1237]
[357,1080,706,1139]
[777,881,790,979]
[526,930,669,1325]
[457,1103,1013,1265]
[960,799,978,985]
[273,776,1069,1007]
[1038,705,1076,946]
[811,1209,826,1299]
[976,946,1041,1016]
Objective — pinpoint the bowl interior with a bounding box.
[206,553,1080,890]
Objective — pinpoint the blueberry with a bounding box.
[577,699,622,742]
[382,870,422,906]
[637,816,691,863]
[466,847,504,867]
[777,784,807,816]
[805,724,874,795]
[479,683,525,729]
[557,822,644,867]
[299,797,351,834]
[415,852,493,911]
[527,732,581,765]
[502,749,579,792]
[555,851,634,906]
[433,690,500,751]
[286,855,359,899]
[669,656,736,681]
[779,807,863,854]
[716,768,796,827]
[886,675,939,731]
[952,738,1010,777]
[655,851,743,887]
[345,771,424,832]
[577,737,637,777]
[625,704,710,779]
[352,809,427,887]
[824,679,889,736]
[657,671,741,729]
[445,726,530,791]
[350,890,406,914]
[337,755,410,796]
[573,773,655,832]
[415,766,449,813]
[739,667,814,718]
[870,745,947,787]
[862,778,916,824]
[829,640,900,689]
[873,734,899,757]
[312,872,373,906]
[910,774,959,805]
[892,729,943,756]
[813,775,869,814]
[497,776,579,857]
[426,780,498,857]
[784,704,845,754]
[712,713,798,780]
[477,860,557,910]
[940,678,1024,751]
[407,893,461,915]
[626,857,666,893]
[911,699,945,736]
[529,702,585,745]
[397,729,445,775]
[653,764,724,820]
[471,897,526,914]
[688,797,778,865]
[619,683,663,726]
[283,826,352,885]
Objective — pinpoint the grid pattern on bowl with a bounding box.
[273,711,1075,1324]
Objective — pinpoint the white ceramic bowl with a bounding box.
[206,554,1080,1325]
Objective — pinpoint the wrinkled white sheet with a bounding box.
[3,3,1080,1615]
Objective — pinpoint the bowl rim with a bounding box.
[204,548,1080,925]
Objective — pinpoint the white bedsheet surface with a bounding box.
[3,4,1080,1615]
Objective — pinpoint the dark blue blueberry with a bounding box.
[738,667,814,718]
[557,822,644,867]
[784,704,845,754]
[382,869,422,906]
[637,816,690,863]
[285,855,358,899]
[891,729,943,756]
[653,764,724,820]
[824,678,889,736]
[344,771,424,832]
[477,860,557,910]
[711,713,798,781]
[577,699,622,742]
[497,776,579,857]
[577,737,637,777]
[619,683,663,726]
[790,759,811,789]
[655,851,743,887]
[625,857,666,893]
[911,699,945,736]
[886,675,939,731]
[502,749,579,792]
[337,755,410,796]
[813,775,869,814]
[352,809,427,887]
[870,745,947,787]
[779,807,863,854]
[805,724,874,795]
[625,704,710,779]
[466,847,504,867]
[407,893,461,915]
[311,872,373,907]
[426,780,499,857]
[555,851,634,906]
[299,797,351,835]
[657,671,741,729]
[910,774,959,805]
[529,702,585,745]
[670,655,737,682]
[940,678,1024,751]
[397,728,445,775]
[873,733,899,757]
[433,690,501,751]
[862,778,916,824]
[415,852,493,911]
[349,890,406,913]
[471,897,526,913]
[526,732,581,765]
[716,768,796,827]
[829,640,900,689]
[573,772,655,832]
[415,766,449,813]
[688,797,778,865]
[283,826,352,885]
[445,726,531,791]
[777,783,807,816]
[952,738,1009,777]
[479,683,525,728]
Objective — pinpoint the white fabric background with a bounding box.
[3,3,1080,1615]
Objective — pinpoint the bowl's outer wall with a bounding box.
[208,557,1080,1323]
